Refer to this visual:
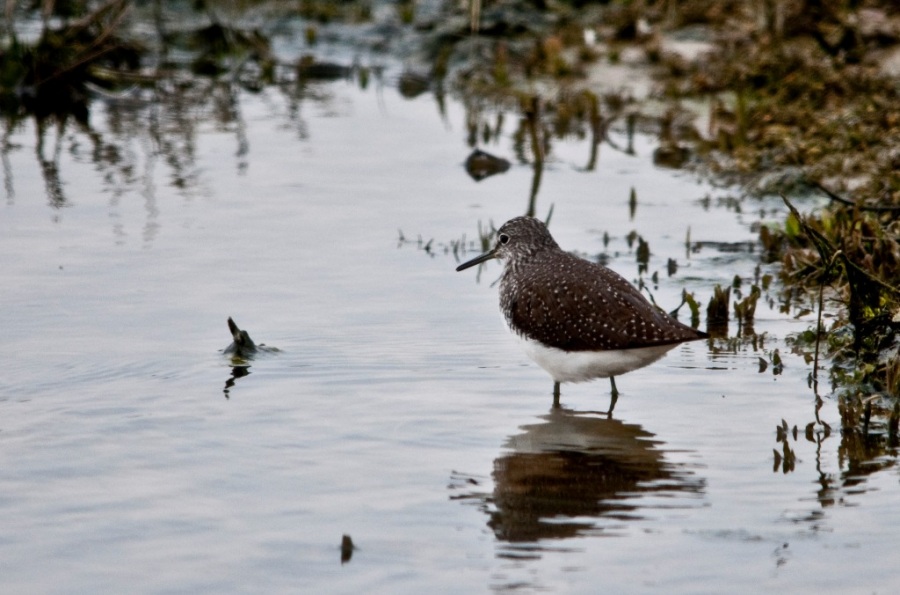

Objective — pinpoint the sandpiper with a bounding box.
[456,216,707,413]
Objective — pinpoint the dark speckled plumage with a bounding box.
[493,217,703,351]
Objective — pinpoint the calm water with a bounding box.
[1,73,897,593]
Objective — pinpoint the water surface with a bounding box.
[1,72,896,593]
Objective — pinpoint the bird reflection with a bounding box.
[223,365,251,398]
[453,407,704,544]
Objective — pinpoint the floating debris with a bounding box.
[635,236,650,274]
[397,71,430,99]
[771,349,784,375]
[224,317,258,358]
[223,317,279,361]
[666,258,678,277]
[340,534,356,565]
[773,419,797,473]
[734,285,761,335]
[652,143,690,168]
[464,148,510,181]
[296,56,351,81]
[706,284,730,337]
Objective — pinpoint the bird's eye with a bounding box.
[499,234,510,245]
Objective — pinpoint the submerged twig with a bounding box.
[812,249,843,394]
[811,180,900,214]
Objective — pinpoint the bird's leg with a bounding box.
[607,377,619,416]
[553,382,561,408]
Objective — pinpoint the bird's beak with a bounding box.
[456,247,498,272]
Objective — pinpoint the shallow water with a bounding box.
[1,74,897,593]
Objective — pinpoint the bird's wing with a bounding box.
[507,257,699,351]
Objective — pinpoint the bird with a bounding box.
[223,317,259,360]
[456,216,707,414]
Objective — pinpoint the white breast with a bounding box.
[518,335,678,383]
